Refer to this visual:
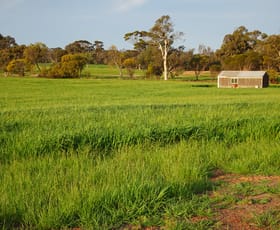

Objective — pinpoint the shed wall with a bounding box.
[237,78,262,88]
[218,76,269,88]
[218,77,231,88]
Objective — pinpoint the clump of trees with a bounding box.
[40,54,88,78]
[0,17,279,81]
[217,26,280,75]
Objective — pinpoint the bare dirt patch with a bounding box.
[209,172,280,229]
[85,172,280,230]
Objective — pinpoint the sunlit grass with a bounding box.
[82,64,146,78]
[1,77,280,228]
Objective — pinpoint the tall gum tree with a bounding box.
[124,15,184,80]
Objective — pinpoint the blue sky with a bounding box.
[0,0,279,51]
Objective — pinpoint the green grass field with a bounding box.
[1,77,280,229]
[81,64,146,79]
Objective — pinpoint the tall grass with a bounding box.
[1,77,280,228]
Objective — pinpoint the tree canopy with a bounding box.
[0,21,279,81]
[124,15,184,80]
[24,43,48,72]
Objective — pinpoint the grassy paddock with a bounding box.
[81,64,146,79]
[1,77,280,229]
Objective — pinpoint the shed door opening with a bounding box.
[231,78,238,88]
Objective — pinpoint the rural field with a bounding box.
[1,74,280,229]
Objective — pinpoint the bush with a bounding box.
[267,69,280,84]
[146,64,162,79]
[123,58,136,78]
[6,59,26,76]
[39,54,87,78]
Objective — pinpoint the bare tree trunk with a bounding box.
[163,53,168,80]
[160,39,169,80]
[119,68,123,78]
[195,68,200,81]
[35,62,41,72]
[113,61,123,78]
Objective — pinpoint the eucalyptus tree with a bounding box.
[217,27,266,55]
[92,40,105,64]
[190,54,209,80]
[137,45,163,77]
[0,34,23,70]
[65,40,94,54]
[167,46,187,78]
[107,45,124,77]
[124,15,184,80]
[217,26,266,57]
[260,34,280,71]
[24,42,48,72]
[49,47,67,63]
[216,26,267,70]
[0,45,25,71]
[0,33,17,49]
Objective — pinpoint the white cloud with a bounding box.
[113,0,148,12]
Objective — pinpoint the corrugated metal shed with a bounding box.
[218,71,269,88]
[218,71,266,78]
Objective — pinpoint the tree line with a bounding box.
[1,15,279,81]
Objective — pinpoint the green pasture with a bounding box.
[1,77,280,229]
[28,64,146,79]
[49,64,146,79]
[82,64,127,78]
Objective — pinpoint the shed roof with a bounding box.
[218,71,266,78]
